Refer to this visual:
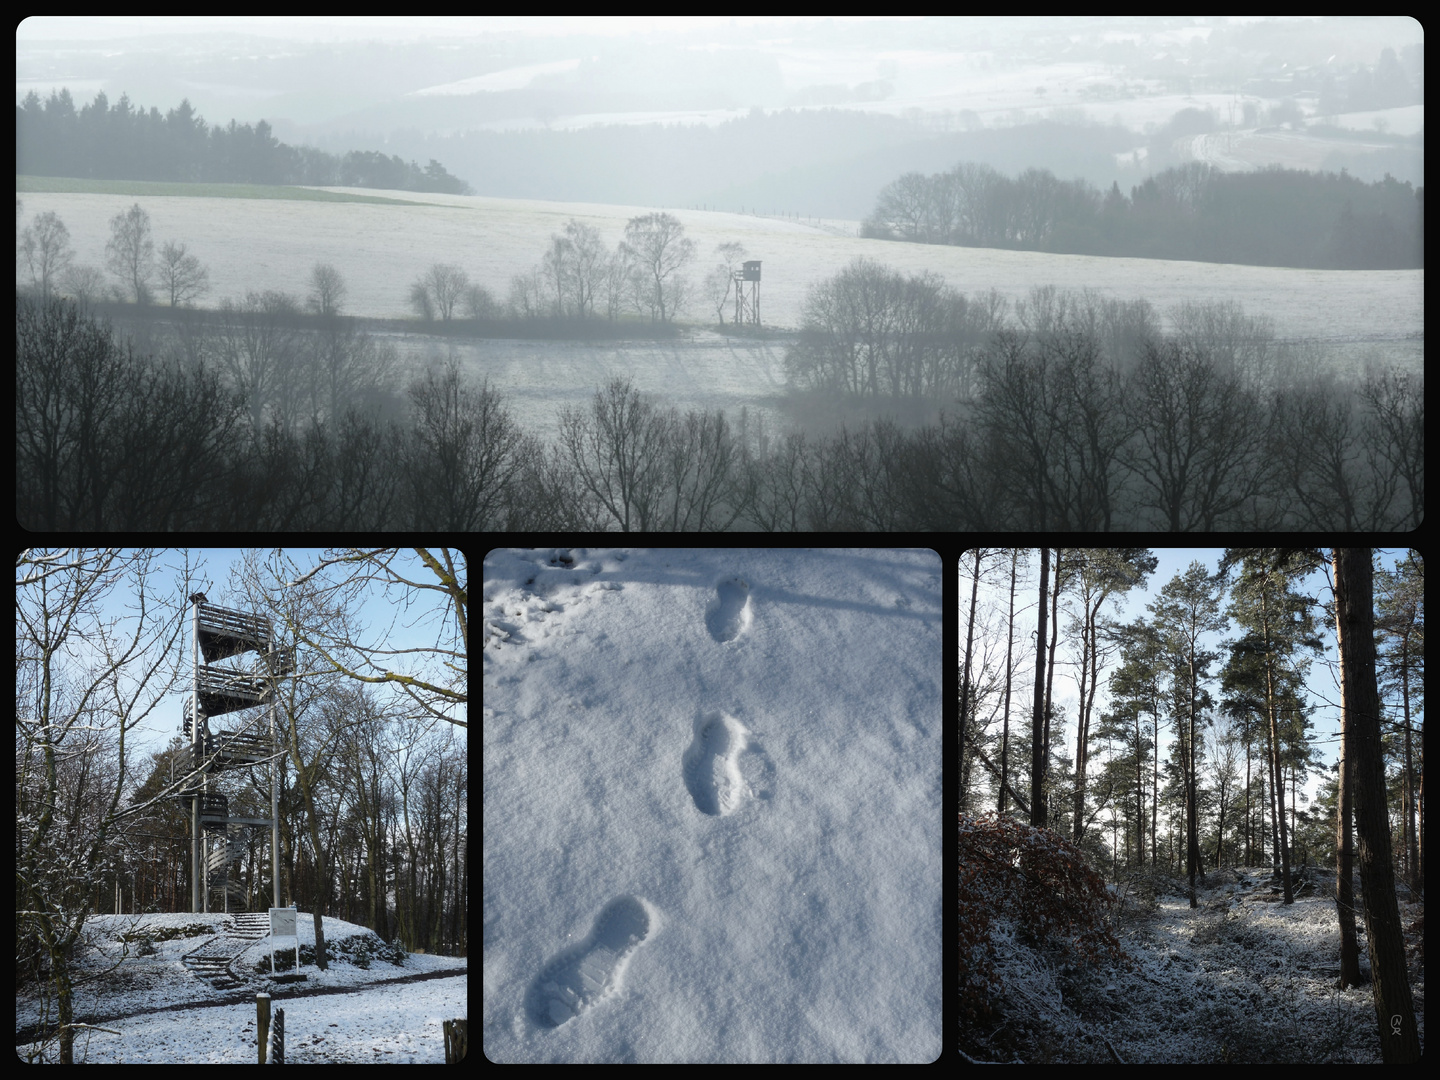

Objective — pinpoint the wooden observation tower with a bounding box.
[179,599,295,913]
[734,260,761,326]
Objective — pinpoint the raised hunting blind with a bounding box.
[178,599,295,913]
[734,260,761,326]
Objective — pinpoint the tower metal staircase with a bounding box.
[179,601,294,915]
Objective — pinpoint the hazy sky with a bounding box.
[18,16,1422,143]
[16,15,920,43]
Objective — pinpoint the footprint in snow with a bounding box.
[526,895,654,1029]
[705,576,751,643]
[683,711,775,816]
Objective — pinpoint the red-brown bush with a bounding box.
[960,811,1131,1026]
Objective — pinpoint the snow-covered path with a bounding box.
[482,548,943,1062]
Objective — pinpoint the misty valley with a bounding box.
[15,16,1424,533]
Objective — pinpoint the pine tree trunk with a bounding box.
[1187,648,1200,908]
[1029,549,1049,829]
[1336,548,1420,1063]
[1400,640,1418,890]
[999,551,1017,815]
[1332,551,1362,989]
[1262,583,1293,904]
[1042,550,1060,793]
[959,549,980,813]
[1071,605,1092,845]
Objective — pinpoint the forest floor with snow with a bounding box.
[972,865,1424,1063]
[16,912,467,1063]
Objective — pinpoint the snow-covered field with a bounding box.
[16,187,1423,343]
[16,912,467,1064]
[1180,121,1417,174]
[482,548,942,1063]
[20,183,1421,442]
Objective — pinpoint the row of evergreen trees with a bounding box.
[863,160,1423,270]
[15,88,471,194]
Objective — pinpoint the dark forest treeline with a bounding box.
[16,88,471,194]
[15,295,486,531]
[863,160,1423,270]
[18,280,1421,532]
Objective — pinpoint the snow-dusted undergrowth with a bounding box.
[973,866,1425,1063]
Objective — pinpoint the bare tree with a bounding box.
[1334,548,1421,1063]
[155,240,210,308]
[19,210,74,301]
[15,297,133,530]
[59,263,108,307]
[659,406,744,530]
[306,318,397,426]
[563,220,606,319]
[463,282,499,319]
[558,377,671,530]
[1124,339,1270,530]
[408,279,434,321]
[743,430,810,532]
[306,262,348,317]
[1271,375,1406,530]
[468,378,535,529]
[507,267,549,319]
[402,360,486,529]
[863,171,940,241]
[539,220,606,319]
[541,233,572,317]
[411,263,469,322]
[703,241,747,327]
[278,547,468,729]
[105,202,155,304]
[601,247,633,321]
[213,289,302,433]
[17,549,200,1063]
[621,212,695,323]
[317,408,405,530]
[102,356,246,530]
[1358,368,1425,530]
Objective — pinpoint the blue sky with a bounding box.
[960,547,1415,811]
[22,547,466,762]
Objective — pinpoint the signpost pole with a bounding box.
[270,906,299,976]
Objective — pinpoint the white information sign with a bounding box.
[269,906,299,976]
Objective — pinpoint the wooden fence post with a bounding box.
[273,1007,285,1064]
[257,993,270,1065]
[443,1018,467,1063]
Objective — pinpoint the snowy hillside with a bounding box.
[16,913,467,1063]
[482,548,943,1063]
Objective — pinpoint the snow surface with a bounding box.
[482,548,942,1063]
[16,913,467,1063]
